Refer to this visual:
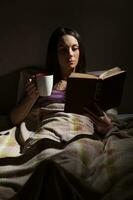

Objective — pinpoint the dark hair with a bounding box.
[45,27,87,82]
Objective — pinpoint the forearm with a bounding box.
[84,107,112,134]
[10,77,40,125]
[10,96,37,125]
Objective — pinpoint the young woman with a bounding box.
[10,27,111,135]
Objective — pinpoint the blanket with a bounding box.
[0,103,133,200]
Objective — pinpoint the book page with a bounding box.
[70,67,125,80]
[99,67,122,79]
[69,72,98,79]
[87,70,106,77]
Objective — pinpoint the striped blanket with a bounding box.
[0,103,133,200]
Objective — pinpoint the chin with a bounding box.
[68,64,77,69]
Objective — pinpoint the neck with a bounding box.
[61,68,75,80]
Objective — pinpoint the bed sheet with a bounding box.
[0,104,133,200]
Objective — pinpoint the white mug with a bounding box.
[36,73,53,96]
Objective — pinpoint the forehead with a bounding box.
[58,34,79,47]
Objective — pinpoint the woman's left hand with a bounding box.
[96,112,112,134]
[84,108,112,135]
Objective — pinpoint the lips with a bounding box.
[67,60,74,64]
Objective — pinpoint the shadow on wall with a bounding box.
[0,70,20,114]
[0,66,44,115]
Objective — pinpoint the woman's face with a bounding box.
[57,34,80,75]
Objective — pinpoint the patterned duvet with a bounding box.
[0,103,133,200]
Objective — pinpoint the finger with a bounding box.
[26,81,39,96]
[83,107,103,123]
[26,77,36,85]
[26,80,37,90]
[27,86,39,96]
[100,112,112,125]
[29,78,32,82]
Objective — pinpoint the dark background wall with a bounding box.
[0,0,132,113]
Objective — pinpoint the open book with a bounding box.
[64,67,126,116]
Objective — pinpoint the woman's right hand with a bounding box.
[25,78,39,102]
[10,78,40,125]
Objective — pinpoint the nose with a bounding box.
[67,47,73,57]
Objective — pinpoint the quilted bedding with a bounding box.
[0,103,133,200]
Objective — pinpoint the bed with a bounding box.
[0,100,133,200]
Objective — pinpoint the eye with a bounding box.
[72,46,79,51]
[58,47,67,53]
